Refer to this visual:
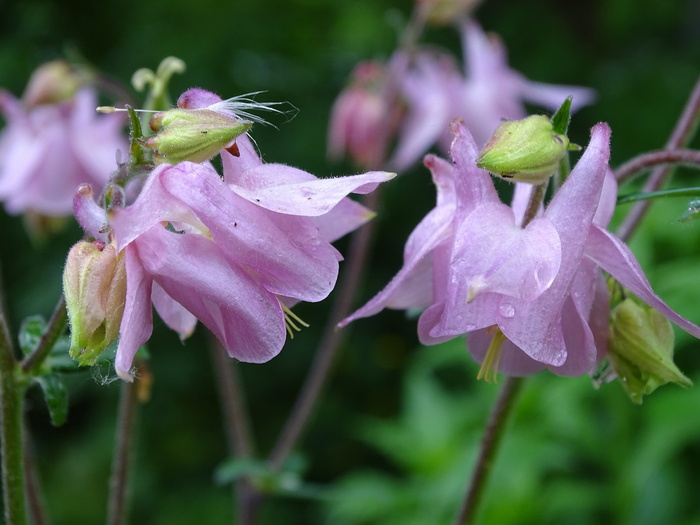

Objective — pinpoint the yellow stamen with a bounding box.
[477,328,506,383]
[281,303,309,339]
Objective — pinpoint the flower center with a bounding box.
[281,303,309,339]
[477,327,506,383]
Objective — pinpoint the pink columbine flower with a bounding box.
[74,132,394,381]
[341,120,700,378]
[359,19,595,174]
[0,63,126,216]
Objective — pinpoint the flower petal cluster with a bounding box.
[341,120,700,377]
[74,133,393,381]
[329,19,595,173]
[0,63,127,216]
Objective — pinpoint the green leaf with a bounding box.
[34,374,68,427]
[213,458,268,486]
[18,315,46,356]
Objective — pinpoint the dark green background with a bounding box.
[1,0,700,523]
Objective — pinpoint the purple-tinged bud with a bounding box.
[63,240,126,366]
[328,61,402,170]
[608,298,692,404]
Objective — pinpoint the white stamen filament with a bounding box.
[281,303,309,339]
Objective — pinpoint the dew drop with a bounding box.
[499,303,515,318]
[464,324,476,331]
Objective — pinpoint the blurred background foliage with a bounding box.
[1,0,700,523]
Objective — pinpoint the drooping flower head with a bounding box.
[66,87,395,380]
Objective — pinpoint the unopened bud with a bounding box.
[608,298,692,404]
[63,241,126,366]
[477,114,570,184]
[22,60,90,107]
[416,0,483,25]
[144,107,252,164]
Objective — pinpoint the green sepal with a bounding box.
[550,96,572,135]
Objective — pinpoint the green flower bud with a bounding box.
[63,241,126,366]
[144,107,252,164]
[477,114,571,184]
[22,60,91,107]
[608,298,692,404]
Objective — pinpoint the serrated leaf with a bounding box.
[35,374,68,427]
[19,315,46,356]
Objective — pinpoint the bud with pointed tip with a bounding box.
[608,297,692,404]
[63,240,126,366]
[477,114,571,184]
[143,107,252,164]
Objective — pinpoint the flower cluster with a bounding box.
[340,119,700,380]
[65,88,394,381]
[328,19,594,172]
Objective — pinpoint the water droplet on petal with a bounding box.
[464,324,476,331]
[499,303,515,318]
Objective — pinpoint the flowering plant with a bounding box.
[1,2,700,524]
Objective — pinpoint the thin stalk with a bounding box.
[617,186,700,206]
[0,314,28,525]
[24,418,49,525]
[616,76,700,242]
[209,339,258,525]
[267,188,382,471]
[106,379,139,525]
[615,149,700,185]
[455,376,525,525]
[20,296,68,375]
[521,182,547,228]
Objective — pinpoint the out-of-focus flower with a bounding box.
[341,120,700,381]
[328,61,403,170]
[72,131,394,380]
[416,0,484,26]
[456,19,595,147]
[0,60,127,217]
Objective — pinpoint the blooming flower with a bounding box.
[384,19,596,174]
[73,131,394,381]
[0,61,127,216]
[341,120,700,379]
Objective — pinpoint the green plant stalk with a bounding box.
[20,296,68,375]
[616,186,700,205]
[0,316,28,525]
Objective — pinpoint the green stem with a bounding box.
[616,76,700,242]
[20,296,68,375]
[0,315,28,525]
[455,376,525,525]
[617,186,700,205]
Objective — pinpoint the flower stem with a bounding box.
[615,148,700,184]
[0,313,28,525]
[522,182,547,227]
[106,377,139,525]
[616,75,700,242]
[20,296,68,375]
[208,338,260,525]
[455,376,525,525]
[267,188,382,472]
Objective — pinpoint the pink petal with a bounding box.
[151,282,197,340]
[136,226,286,362]
[115,246,154,381]
[586,225,700,338]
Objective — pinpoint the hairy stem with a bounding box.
[616,76,700,241]
[0,314,28,525]
[268,188,382,471]
[106,378,139,525]
[456,376,525,525]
